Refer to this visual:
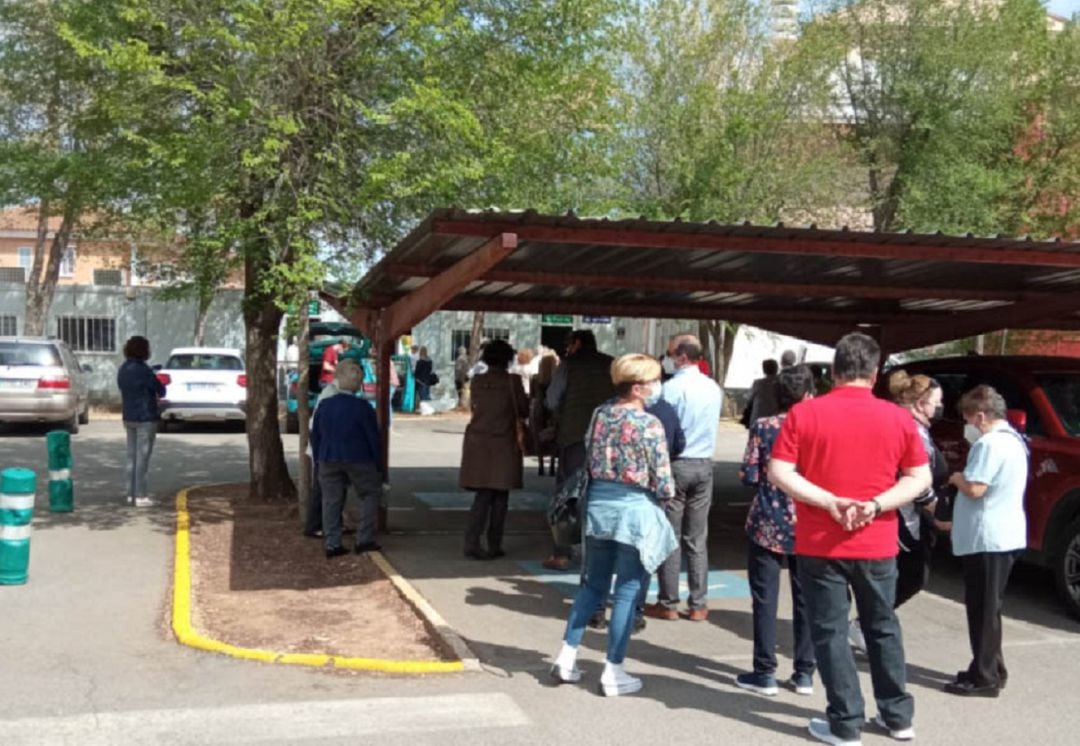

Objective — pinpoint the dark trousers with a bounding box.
[961,551,1019,687]
[465,488,510,553]
[894,538,932,609]
[748,543,815,677]
[318,461,381,551]
[657,459,714,610]
[551,442,587,558]
[799,556,913,741]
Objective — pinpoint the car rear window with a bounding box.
[1036,374,1080,437]
[0,342,62,367]
[166,354,243,371]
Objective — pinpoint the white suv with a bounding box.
[156,347,246,428]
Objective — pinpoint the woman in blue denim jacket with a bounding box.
[550,354,677,697]
[116,336,166,506]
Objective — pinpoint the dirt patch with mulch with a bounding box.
[185,484,454,670]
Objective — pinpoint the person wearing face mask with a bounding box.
[945,385,1028,698]
[844,370,952,654]
[643,333,724,622]
[549,354,677,697]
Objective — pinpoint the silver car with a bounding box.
[0,337,90,433]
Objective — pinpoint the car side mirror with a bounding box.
[1006,409,1027,433]
[152,364,163,371]
[80,364,93,374]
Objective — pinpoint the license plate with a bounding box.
[0,379,34,389]
[187,383,221,392]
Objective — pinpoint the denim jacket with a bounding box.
[117,359,166,422]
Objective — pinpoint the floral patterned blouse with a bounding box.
[587,402,675,500]
[740,414,797,554]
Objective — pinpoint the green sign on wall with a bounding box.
[287,299,321,316]
[541,314,573,325]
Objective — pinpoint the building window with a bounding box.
[56,316,116,353]
[0,315,16,336]
[0,267,26,283]
[17,247,33,270]
[93,269,123,286]
[59,247,76,278]
[449,327,511,362]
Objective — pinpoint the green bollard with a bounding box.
[46,430,74,513]
[0,467,36,585]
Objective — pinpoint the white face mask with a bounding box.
[964,423,983,445]
[662,356,677,375]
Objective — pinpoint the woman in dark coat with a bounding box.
[460,339,528,560]
[413,346,435,402]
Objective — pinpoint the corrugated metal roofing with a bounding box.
[347,208,1080,349]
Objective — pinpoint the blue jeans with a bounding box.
[798,556,913,741]
[123,421,157,498]
[563,538,644,664]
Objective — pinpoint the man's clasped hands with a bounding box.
[826,497,879,532]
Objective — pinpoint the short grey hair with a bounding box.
[336,358,363,393]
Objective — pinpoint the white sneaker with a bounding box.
[874,714,915,741]
[848,619,867,655]
[134,496,156,508]
[600,663,643,697]
[808,718,862,746]
[126,495,134,506]
[550,663,581,684]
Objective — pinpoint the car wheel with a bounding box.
[1055,517,1080,621]
[285,412,299,434]
[65,411,80,435]
[159,419,176,434]
[78,404,89,425]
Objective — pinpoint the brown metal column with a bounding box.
[375,333,394,532]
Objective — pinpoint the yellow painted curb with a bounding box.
[172,487,465,674]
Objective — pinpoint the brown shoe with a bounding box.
[542,555,571,571]
[686,608,709,622]
[642,603,679,620]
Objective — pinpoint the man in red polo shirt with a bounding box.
[769,333,930,746]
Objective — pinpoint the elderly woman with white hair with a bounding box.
[550,353,677,697]
[311,358,384,558]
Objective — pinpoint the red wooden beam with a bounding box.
[382,263,1061,304]
[381,232,518,338]
[431,219,1080,268]
[439,296,947,326]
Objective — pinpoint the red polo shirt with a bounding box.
[771,385,927,559]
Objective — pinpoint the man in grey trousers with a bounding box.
[644,334,723,622]
[310,359,384,559]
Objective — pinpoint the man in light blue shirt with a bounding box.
[946,385,1028,698]
[643,334,724,622]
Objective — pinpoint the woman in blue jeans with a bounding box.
[116,336,166,507]
[550,354,677,697]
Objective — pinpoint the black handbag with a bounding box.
[546,409,599,539]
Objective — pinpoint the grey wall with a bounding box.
[0,282,245,404]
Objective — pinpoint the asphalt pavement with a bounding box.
[0,416,1077,745]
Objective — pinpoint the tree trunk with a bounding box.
[296,296,312,520]
[24,204,75,337]
[467,310,485,365]
[244,284,296,502]
[193,291,214,346]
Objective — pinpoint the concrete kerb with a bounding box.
[172,486,478,674]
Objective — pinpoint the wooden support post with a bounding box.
[375,331,394,533]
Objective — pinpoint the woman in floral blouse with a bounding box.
[550,354,677,698]
[735,364,817,698]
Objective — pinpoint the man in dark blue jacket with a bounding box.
[311,359,384,558]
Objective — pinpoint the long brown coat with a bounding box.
[459,370,529,491]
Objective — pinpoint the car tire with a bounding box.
[285,412,299,434]
[65,412,80,435]
[159,419,176,434]
[78,405,89,425]
[1054,517,1080,621]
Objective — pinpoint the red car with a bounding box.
[891,356,1080,618]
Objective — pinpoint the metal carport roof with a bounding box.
[333,208,1080,355]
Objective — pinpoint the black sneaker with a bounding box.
[354,542,382,554]
[632,614,647,634]
[464,548,492,560]
[587,610,608,630]
[325,546,349,559]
